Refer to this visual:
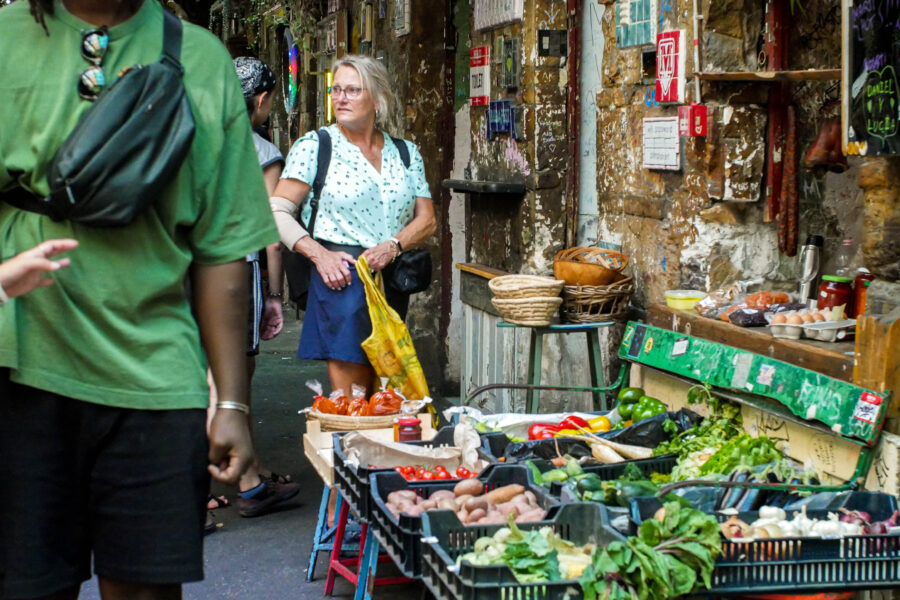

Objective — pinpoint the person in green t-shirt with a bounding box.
[0,0,279,598]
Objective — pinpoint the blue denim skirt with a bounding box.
[297,243,409,366]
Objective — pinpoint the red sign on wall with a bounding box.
[678,103,708,137]
[470,46,490,106]
[656,30,685,104]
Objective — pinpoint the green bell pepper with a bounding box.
[632,396,666,422]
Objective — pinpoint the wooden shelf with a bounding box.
[696,69,841,82]
[647,304,854,382]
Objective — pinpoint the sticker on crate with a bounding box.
[853,392,883,425]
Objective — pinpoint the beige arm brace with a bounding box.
[270,196,309,252]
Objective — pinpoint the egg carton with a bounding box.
[800,319,856,342]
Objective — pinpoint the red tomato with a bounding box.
[394,466,404,474]
[467,472,478,478]
[421,471,436,480]
[415,467,426,476]
[434,465,448,473]
[455,466,471,478]
[435,471,452,480]
[400,465,415,476]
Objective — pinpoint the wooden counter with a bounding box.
[647,304,854,382]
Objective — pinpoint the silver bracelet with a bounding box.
[0,282,8,306]
[216,401,250,415]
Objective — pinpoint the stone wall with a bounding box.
[590,0,865,303]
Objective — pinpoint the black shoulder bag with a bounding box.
[2,10,195,227]
[282,129,431,309]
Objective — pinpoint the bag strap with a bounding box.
[160,10,183,68]
[306,128,332,238]
[389,136,411,169]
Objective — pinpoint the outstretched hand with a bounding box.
[0,239,78,298]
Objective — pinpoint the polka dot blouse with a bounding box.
[281,124,431,248]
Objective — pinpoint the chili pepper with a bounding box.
[528,423,562,440]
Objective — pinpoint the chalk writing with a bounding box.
[864,53,888,71]
[864,66,899,141]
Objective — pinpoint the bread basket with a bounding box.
[553,247,629,287]
[488,274,565,299]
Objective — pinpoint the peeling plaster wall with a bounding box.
[590,0,864,307]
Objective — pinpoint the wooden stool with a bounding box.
[307,485,359,582]
[498,321,614,413]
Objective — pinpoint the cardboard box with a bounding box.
[302,414,435,488]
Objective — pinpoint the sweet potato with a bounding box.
[437,499,458,511]
[454,479,484,497]
[483,484,525,504]
[420,500,437,510]
[402,505,425,517]
[429,490,456,503]
[523,491,537,506]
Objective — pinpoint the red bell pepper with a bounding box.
[559,415,591,431]
[528,423,562,440]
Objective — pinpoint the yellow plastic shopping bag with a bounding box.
[356,255,430,400]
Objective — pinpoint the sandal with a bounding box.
[205,511,219,536]
[264,471,293,485]
[207,494,231,510]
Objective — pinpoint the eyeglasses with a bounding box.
[78,26,109,101]
[328,85,363,100]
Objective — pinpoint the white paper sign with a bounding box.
[642,117,680,170]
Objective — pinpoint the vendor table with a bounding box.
[497,321,614,413]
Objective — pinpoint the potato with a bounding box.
[523,491,537,506]
[484,484,525,505]
[402,505,425,517]
[437,499,458,511]
[454,479,484,497]
[464,497,489,513]
[480,512,507,525]
[430,490,456,503]
[421,500,437,510]
[454,494,473,508]
[495,501,520,516]
[515,508,546,523]
[466,508,486,523]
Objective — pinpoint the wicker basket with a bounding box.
[491,296,563,326]
[488,275,565,299]
[560,277,634,323]
[553,247,629,286]
[307,411,398,431]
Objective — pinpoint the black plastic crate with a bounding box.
[631,491,900,594]
[368,464,559,578]
[332,426,497,522]
[543,454,678,497]
[419,502,624,600]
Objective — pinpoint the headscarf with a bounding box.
[234,56,276,98]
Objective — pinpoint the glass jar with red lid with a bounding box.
[817,275,854,317]
[394,418,422,442]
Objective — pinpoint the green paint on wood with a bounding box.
[618,322,890,445]
[453,0,471,112]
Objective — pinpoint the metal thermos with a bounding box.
[797,234,824,303]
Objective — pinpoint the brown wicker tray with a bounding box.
[560,277,633,323]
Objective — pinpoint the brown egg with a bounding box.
[786,314,804,325]
[799,312,814,323]
[811,313,826,322]
[771,314,787,324]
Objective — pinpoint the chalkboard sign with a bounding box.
[842,0,900,156]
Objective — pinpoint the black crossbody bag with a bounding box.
[283,129,431,309]
[2,10,195,227]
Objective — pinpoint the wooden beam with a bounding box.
[855,312,900,420]
[696,69,842,82]
[647,304,854,382]
[455,262,509,280]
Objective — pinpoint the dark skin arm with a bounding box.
[191,260,254,484]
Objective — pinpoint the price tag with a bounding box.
[671,337,689,357]
[853,392,883,425]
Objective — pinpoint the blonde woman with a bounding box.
[270,55,436,397]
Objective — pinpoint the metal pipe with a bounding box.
[692,0,702,102]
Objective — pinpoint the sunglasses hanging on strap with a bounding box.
[3,10,195,227]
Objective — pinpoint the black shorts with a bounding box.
[0,372,210,599]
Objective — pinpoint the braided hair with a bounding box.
[27,0,53,34]
[27,0,146,35]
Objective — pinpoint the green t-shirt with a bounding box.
[0,0,279,409]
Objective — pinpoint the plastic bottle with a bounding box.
[833,238,857,278]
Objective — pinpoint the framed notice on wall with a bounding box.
[842,0,900,156]
[470,46,490,106]
[643,117,680,170]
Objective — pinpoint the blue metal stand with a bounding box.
[307,485,359,582]
[354,529,381,600]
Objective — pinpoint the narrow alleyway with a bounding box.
[79,316,421,600]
